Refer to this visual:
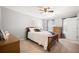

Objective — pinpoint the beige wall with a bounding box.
[1,7,42,39]
[0,7,1,29]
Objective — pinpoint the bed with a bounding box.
[26,27,58,51]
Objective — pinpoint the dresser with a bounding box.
[53,27,62,38]
[0,34,20,53]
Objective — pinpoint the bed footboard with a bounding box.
[47,34,58,52]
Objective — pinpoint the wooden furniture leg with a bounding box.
[47,37,52,51]
[56,34,59,42]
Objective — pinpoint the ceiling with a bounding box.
[4,6,79,19]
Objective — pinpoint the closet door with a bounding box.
[63,18,77,40]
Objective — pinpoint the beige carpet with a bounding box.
[20,39,79,53]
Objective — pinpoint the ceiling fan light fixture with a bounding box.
[38,6,54,13]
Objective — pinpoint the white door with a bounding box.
[63,18,77,40]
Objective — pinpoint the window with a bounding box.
[48,19,55,32]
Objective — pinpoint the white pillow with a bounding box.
[29,28,35,32]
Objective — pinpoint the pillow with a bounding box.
[29,28,35,32]
[0,30,5,40]
[50,32,56,35]
[34,29,40,32]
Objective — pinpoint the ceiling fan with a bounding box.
[39,6,54,13]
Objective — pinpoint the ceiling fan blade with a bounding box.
[39,9,44,11]
[48,10,54,12]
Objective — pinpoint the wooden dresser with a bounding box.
[0,34,20,53]
[53,27,62,38]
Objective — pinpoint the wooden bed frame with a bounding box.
[25,27,59,52]
[47,34,58,51]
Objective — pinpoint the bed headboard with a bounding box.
[26,27,35,32]
[25,27,35,39]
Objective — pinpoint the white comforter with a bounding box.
[28,31,52,50]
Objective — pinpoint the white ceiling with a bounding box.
[4,6,79,19]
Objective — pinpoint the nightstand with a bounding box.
[0,34,20,53]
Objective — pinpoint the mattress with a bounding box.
[28,31,52,50]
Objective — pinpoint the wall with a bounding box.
[77,13,79,41]
[54,18,62,27]
[1,7,42,40]
[0,7,1,29]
